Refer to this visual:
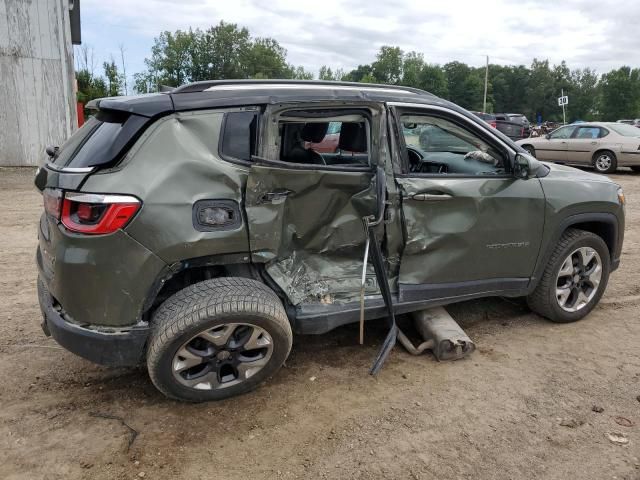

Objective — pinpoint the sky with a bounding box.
[80,0,639,90]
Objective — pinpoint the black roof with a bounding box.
[90,80,456,118]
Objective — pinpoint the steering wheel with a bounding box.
[407,147,447,174]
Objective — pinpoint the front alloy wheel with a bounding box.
[555,247,602,312]
[527,228,610,323]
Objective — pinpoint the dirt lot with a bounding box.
[1,167,639,480]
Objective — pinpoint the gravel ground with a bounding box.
[1,166,639,480]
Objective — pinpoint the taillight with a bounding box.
[43,188,62,218]
[489,121,497,129]
[61,192,141,234]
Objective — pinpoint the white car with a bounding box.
[517,122,640,173]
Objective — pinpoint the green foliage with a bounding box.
[598,67,640,121]
[76,57,121,109]
[134,21,310,92]
[103,59,122,97]
[89,20,638,123]
[372,46,404,84]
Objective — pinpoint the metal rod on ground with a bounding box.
[359,235,370,345]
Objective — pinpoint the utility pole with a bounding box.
[483,55,489,113]
[561,88,566,124]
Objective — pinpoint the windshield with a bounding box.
[609,123,640,137]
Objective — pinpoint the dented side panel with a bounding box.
[246,166,378,305]
[82,111,251,264]
[396,176,546,285]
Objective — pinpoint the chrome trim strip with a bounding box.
[46,162,95,173]
[64,192,140,204]
[204,84,417,95]
[386,102,516,154]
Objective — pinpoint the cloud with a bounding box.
[81,0,639,80]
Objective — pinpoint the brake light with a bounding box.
[61,192,141,234]
[43,188,62,218]
[489,121,497,129]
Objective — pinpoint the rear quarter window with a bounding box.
[219,111,258,162]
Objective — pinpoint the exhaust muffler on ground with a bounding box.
[397,306,475,361]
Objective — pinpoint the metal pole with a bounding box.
[483,55,489,112]
[561,88,566,124]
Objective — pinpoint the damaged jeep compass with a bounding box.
[36,80,625,401]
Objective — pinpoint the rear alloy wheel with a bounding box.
[147,277,293,402]
[527,229,610,323]
[172,323,274,391]
[593,150,617,174]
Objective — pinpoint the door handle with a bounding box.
[591,141,598,145]
[261,190,292,203]
[412,192,453,201]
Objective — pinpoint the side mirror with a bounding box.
[514,152,542,180]
[45,145,59,158]
[544,133,551,140]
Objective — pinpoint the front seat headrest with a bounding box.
[338,123,367,152]
[301,123,329,143]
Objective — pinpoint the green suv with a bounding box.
[35,80,625,402]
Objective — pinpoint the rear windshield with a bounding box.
[51,112,127,168]
[609,124,640,137]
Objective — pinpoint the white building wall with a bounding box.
[0,0,76,166]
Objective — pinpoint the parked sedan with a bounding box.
[517,122,640,173]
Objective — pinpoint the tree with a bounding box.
[401,51,424,87]
[525,59,557,121]
[343,64,375,83]
[371,46,403,84]
[103,57,122,96]
[134,21,311,91]
[443,61,484,110]
[569,68,599,121]
[417,64,448,97]
[598,67,640,121]
[318,66,345,81]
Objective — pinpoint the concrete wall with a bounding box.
[0,0,77,167]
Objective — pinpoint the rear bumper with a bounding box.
[38,278,149,367]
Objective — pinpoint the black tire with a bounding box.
[592,150,617,174]
[147,277,293,402]
[522,145,536,157]
[527,229,610,323]
[630,166,640,173]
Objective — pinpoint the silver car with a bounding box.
[517,122,640,173]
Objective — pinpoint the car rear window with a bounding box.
[609,124,640,137]
[51,112,128,168]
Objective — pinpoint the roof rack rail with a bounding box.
[171,79,429,95]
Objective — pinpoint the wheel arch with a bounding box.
[530,212,620,291]
[142,254,263,318]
